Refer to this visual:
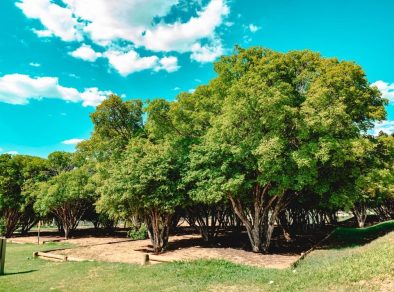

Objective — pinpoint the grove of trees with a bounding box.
[1,47,393,253]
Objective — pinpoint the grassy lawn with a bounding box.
[1,222,393,292]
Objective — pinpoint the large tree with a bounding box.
[187,47,386,252]
[34,167,95,239]
[0,154,48,237]
[332,133,394,227]
[97,138,184,253]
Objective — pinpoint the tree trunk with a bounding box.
[227,184,293,253]
[145,209,172,254]
[353,202,367,228]
[54,202,87,240]
[4,208,22,238]
[185,204,227,242]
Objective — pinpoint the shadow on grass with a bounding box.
[2,270,37,276]
[323,220,394,249]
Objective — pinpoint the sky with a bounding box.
[0,0,393,157]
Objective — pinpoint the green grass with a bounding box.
[1,223,393,291]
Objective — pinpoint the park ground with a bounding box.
[1,221,394,291]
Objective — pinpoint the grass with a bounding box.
[328,220,394,247]
[1,222,393,291]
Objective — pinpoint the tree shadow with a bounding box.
[2,269,37,276]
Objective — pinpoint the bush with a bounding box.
[127,224,148,240]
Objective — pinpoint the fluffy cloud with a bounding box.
[372,120,394,135]
[70,44,102,62]
[371,80,394,104]
[157,56,180,72]
[62,138,84,145]
[105,49,179,76]
[0,74,110,107]
[140,0,229,52]
[248,24,260,33]
[16,0,82,41]
[190,42,224,63]
[62,0,179,45]
[16,0,229,69]
[105,50,159,76]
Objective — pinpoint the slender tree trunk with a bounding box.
[4,208,22,238]
[54,202,87,239]
[145,209,172,254]
[353,202,367,228]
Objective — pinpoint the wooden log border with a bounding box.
[33,250,92,262]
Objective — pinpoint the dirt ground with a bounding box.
[10,233,300,269]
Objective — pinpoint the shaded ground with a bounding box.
[11,231,300,268]
[10,225,334,269]
[13,220,393,270]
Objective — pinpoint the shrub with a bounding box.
[127,224,148,240]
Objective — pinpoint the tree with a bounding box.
[34,167,95,239]
[187,47,386,252]
[341,134,394,227]
[78,94,144,162]
[97,138,184,253]
[0,154,48,237]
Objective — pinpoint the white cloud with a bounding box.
[29,62,41,67]
[173,87,180,91]
[141,0,229,53]
[63,0,179,45]
[190,42,224,62]
[157,56,180,72]
[248,24,260,33]
[372,120,394,135]
[17,0,229,69]
[16,0,83,41]
[5,151,19,155]
[70,44,102,62]
[104,49,180,76]
[79,87,110,107]
[62,138,84,145]
[371,80,394,104]
[32,29,52,38]
[105,49,159,76]
[0,74,110,107]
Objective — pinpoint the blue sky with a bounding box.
[0,0,393,157]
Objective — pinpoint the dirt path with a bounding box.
[12,234,299,269]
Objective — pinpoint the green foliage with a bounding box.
[188,47,387,205]
[78,95,144,163]
[0,154,49,236]
[97,138,184,217]
[127,224,148,240]
[34,167,95,216]
[33,166,96,238]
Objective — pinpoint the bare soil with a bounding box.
[11,232,300,269]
